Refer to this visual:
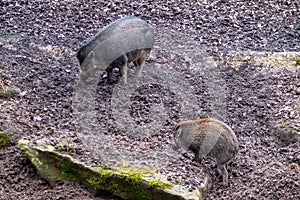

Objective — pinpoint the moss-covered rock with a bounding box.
[226,52,300,71]
[18,140,208,200]
[0,131,11,148]
[0,85,21,98]
[275,123,300,145]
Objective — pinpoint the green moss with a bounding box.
[120,170,151,199]
[115,166,152,179]
[287,129,299,139]
[87,177,101,190]
[82,166,154,199]
[283,123,299,139]
[97,168,118,192]
[116,166,173,198]
[58,158,77,181]
[0,86,20,98]
[295,59,300,66]
[87,173,118,192]
[0,131,11,148]
[149,180,174,190]
[290,55,300,67]
[87,166,174,199]
[55,141,77,153]
[98,166,152,199]
[177,180,185,186]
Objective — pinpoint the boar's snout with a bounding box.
[172,142,180,151]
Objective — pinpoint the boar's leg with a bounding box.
[194,156,202,163]
[106,67,113,84]
[120,56,129,84]
[189,144,202,163]
[217,163,228,186]
[133,55,146,78]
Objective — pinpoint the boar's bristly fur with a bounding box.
[173,118,239,186]
[76,16,154,84]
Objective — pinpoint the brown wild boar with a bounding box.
[76,16,154,84]
[173,118,239,185]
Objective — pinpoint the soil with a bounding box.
[0,0,299,199]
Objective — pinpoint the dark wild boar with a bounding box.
[173,118,239,186]
[76,16,154,84]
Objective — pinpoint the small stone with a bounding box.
[33,116,42,122]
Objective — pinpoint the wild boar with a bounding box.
[173,118,239,185]
[76,16,154,84]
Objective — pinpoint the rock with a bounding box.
[0,85,21,98]
[226,51,300,71]
[275,123,300,145]
[18,139,208,200]
[0,131,11,149]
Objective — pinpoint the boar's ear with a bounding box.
[86,51,95,60]
[85,51,95,59]
[84,51,96,69]
[173,124,179,136]
[89,51,95,58]
[174,127,183,143]
[174,125,182,136]
[174,123,181,132]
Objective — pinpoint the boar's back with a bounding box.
[77,16,153,65]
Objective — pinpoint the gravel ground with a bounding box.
[1,0,299,199]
